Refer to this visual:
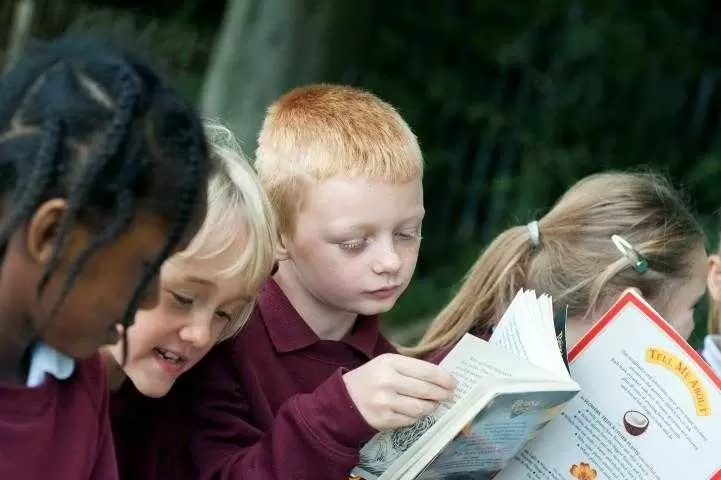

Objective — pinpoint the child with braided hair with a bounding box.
[0,37,212,479]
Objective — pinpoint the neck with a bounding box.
[99,348,126,391]
[274,263,357,341]
[0,314,34,385]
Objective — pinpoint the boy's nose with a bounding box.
[372,246,401,275]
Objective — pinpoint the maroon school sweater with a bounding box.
[0,353,118,479]
[111,380,195,480]
[185,278,396,480]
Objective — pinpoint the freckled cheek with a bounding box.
[399,245,421,270]
[305,257,362,296]
[321,267,357,292]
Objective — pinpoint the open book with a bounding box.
[349,289,581,480]
[494,290,721,480]
[350,289,721,480]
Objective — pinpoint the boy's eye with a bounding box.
[395,231,422,242]
[170,291,193,306]
[339,239,367,251]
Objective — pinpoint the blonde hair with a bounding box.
[409,172,705,357]
[170,120,276,341]
[255,84,423,236]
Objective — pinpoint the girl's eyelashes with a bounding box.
[169,290,193,306]
[167,289,238,322]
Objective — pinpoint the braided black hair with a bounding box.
[0,37,211,364]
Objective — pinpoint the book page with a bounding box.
[351,334,573,479]
[412,389,577,479]
[441,334,569,405]
[490,290,537,361]
[491,291,568,379]
[495,291,721,480]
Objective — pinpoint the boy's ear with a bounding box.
[25,198,87,266]
[275,233,291,261]
[707,255,721,302]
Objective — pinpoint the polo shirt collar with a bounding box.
[259,278,381,358]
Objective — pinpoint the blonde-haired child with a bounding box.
[704,244,721,374]
[186,84,454,480]
[410,172,708,361]
[105,120,277,479]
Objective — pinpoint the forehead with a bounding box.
[163,248,252,297]
[297,176,424,230]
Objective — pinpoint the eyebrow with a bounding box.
[332,212,426,234]
[184,276,214,286]
[182,275,254,303]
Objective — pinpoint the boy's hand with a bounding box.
[342,353,455,430]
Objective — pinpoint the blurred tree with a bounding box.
[0,1,215,101]
[200,0,375,145]
[4,0,35,72]
[82,0,226,29]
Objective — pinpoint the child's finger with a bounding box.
[391,356,455,389]
[391,395,439,420]
[381,411,420,430]
[393,374,454,402]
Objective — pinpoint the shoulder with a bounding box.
[375,334,398,356]
[74,353,108,412]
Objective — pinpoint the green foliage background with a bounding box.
[3,0,720,346]
[353,1,721,347]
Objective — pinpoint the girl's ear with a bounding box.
[25,198,88,266]
[25,199,66,265]
[707,255,721,303]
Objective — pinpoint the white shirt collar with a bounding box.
[26,342,75,388]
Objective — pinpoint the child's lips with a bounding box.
[152,347,189,375]
[153,347,188,364]
[366,285,401,299]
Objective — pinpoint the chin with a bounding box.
[130,377,174,399]
[355,299,399,316]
